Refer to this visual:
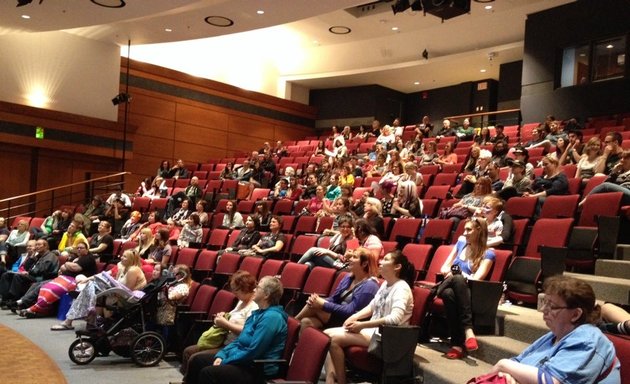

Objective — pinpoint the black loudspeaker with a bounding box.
[423,0,471,20]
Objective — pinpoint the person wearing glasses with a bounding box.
[298,217,355,270]
[187,276,287,384]
[20,239,97,320]
[580,150,630,207]
[435,217,495,359]
[489,276,620,384]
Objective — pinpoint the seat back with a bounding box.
[258,259,285,279]
[578,192,623,227]
[504,196,537,220]
[176,247,199,269]
[293,215,317,235]
[238,256,264,277]
[284,317,301,362]
[524,218,573,258]
[420,219,453,246]
[213,252,241,275]
[420,245,453,284]
[388,218,422,242]
[488,249,513,282]
[285,327,331,382]
[401,244,432,280]
[279,262,309,290]
[539,194,579,219]
[207,290,237,318]
[207,228,230,250]
[289,235,318,261]
[302,267,337,296]
[189,284,217,313]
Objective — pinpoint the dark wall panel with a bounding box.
[498,61,523,104]
[521,0,630,122]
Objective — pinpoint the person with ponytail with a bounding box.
[323,251,415,384]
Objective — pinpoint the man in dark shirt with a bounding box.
[596,132,624,175]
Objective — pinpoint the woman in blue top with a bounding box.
[296,247,380,332]
[489,276,620,384]
[187,276,288,384]
[438,217,495,359]
[325,174,342,201]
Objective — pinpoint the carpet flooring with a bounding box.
[0,323,66,384]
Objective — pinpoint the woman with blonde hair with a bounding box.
[363,197,385,238]
[435,218,495,359]
[135,227,155,259]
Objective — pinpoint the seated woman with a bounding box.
[436,141,458,167]
[489,276,619,384]
[221,200,244,229]
[181,271,259,382]
[419,140,439,165]
[306,185,326,216]
[523,155,569,216]
[172,199,192,226]
[298,217,355,269]
[321,197,354,236]
[146,228,172,268]
[186,276,287,384]
[224,216,261,253]
[219,162,235,180]
[363,197,385,239]
[134,228,155,259]
[324,251,415,384]
[253,201,272,231]
[177,214,203,248]
[354,218,384,260]
[21,239,97,319]
[390,180,423,218]
[194,201,209,227]
[579,150,630,207]
[88,221,115,263]
[435,217,495,359]
[56,249,147,329]
[296,247,379,332]
[250,216,285,260]
[444,176,492,225]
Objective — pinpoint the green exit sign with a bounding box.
[35,126,44,139]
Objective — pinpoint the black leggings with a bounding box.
[438,274,472,347]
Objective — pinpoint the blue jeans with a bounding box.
[297,248,336,269]
[588,182,630,206]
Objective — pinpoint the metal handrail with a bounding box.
[0,172,130,221]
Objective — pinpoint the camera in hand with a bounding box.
[451,264,462,275]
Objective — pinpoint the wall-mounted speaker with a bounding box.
[423,0,471,20]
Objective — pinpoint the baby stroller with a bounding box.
[67,273,176,367]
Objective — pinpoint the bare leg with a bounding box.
[324,327,370,384]
[601,303,630,323]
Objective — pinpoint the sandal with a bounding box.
[445,347,465,360]
[51,323,74,331]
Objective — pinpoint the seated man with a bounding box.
[0,239,37,307]
[58,220,88,258]
[0,238,59,310]
[168,159,190,179]
[0,220,30,268]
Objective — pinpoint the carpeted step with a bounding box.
[565,272,630,305]
[415,343,494,384]
[474,335,530,365]
[496,303,548,344]
[595,259,630,279]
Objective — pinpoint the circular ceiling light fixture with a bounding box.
[329,26,351,35]
[90,0,126,8]
[204,16,234,27]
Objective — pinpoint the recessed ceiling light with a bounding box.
[606,44,614,49]
[579,53,586,57]
[257,10,264,15]
[329,26,351,35]
[484,5,492,10]
[205,16,234,27]
[414,81,420,85]
[480,69,487,73]
[164,28,172,32]
[90,0,126,8]
[392,27,399,31]
[21,14,30,19]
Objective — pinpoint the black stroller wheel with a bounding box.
[68,339,97,365]
[130,331,165,367]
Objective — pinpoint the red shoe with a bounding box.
[445,347,464,359]
[465,337,479,352]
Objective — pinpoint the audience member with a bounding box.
[324,251,415,384]
[221,200,244,229]
[498,160,533,201]
[436,218,495,359]
[488,276,619,383]
[298,216,355,270]
[250,216,285,260]
[168,159,190,179]
[580,150,630,207]
[390,180,423,218]
[489,124,507,144]
[575,137,603,182]
[363,197,385,239]
[177,214,203,248]
[595,131,624,175]
[297,247,379,333]
[456,118,474,141]
[436,119,456,139]
[186,276,287,384]
[180,271,259,382]
[88,221,115,263]
[157,160,171,179]
[147,228,172,268]
[224,216,261,253]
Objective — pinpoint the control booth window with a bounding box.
[560,35,626,87]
